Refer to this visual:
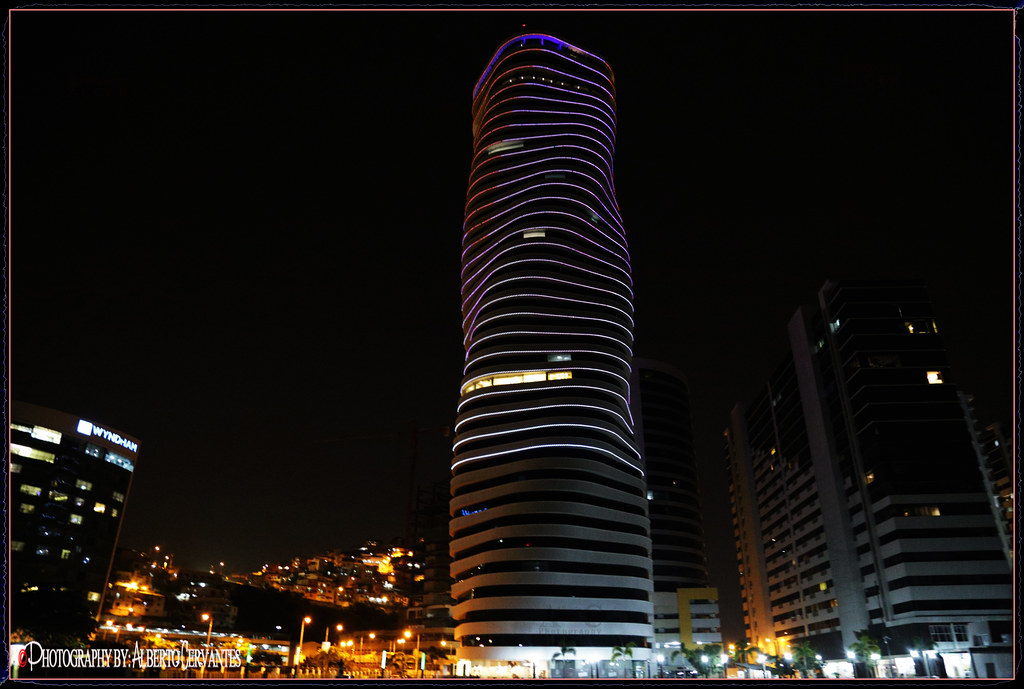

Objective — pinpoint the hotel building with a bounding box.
[451,33,653,678]
[9,401,139,620]
[726,281,1012,678]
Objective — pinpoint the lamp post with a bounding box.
[757,654,767,679]
[296,616,311,667]
[882,636,892,678]
[201,613,213,646]
[657,654,664,679]
[720,653,730,678]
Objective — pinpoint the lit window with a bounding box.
[74,497,85,507]
[94,503,106,514]
[10,423,33,433]
[485,140,523,155]
[829,319,840,333]
[104,452,134,472]
[11,541,24,552]
[50,491,69,503]
[819,582,828,591]
[492,374,524,386]
[926,371,943,384]
[523,230,546,238]
[10,463,21,473]
[84,444,103,458]
[547,353,572,362]
[113,491,125,502]
[70,514,83,525]
[646,490,654,501]
[76,480,93,491]
[547,371,572,381]
[31,426,62,444]
[19,503,35,514]
[35,547,50,557]
[19,484,42,497]
[87,592,101,602]
[111,508,119,518]
[10,444,55,463]
[865,472,875,485]
[522,372,546,383]
[61,549,71,560]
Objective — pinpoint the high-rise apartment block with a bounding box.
[726,281,1012,679]
[630,359,720,657]
[451,33,654,678]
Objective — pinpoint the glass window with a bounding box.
[61,549,71,560]
[69,514,83,525]
[93,503,106,514]
[35,547,50,557]
[523,230,546,238]
[19,484,42,497]
[547,353,572,362]
[11,541,24,552]
[111,508,119,518]
[49,491,69,503]
[19,503,35,514]
[10,444,55,463]
[30,426,62,444]
[547,371,572,381]
[10,462,21,473]
[112,491,125,502]
[84,444,103,458]
[104,452,134,472]
[76,480,93,491]
[87,592,101,602]
[74,497,85,507]
[10,423,33,433]
[926,371,944,384]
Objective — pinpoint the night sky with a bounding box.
[9,8,1014,642]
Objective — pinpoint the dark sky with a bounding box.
[9,8,1014,642]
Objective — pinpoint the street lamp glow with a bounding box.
[847,651,856,660]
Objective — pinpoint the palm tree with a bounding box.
[610,642,637,678]
[849,631,881,677]
[551,645,576,678]
[790,641,818,678]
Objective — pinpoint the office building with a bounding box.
[9,401,139,620]
[629,359,720,657]
[726,281,1012,678]
[451,33,653,678]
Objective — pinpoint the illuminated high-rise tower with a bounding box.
[450,34,654,677]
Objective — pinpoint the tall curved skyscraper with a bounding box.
[451,34,653,678]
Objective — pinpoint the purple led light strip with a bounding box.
[462,256,630,313]
[473,35,614,100]
[463,291,634,336]
[467,149,618,213]
[478,91,616,141]
[467,308,633,348]
[466,160,616,217]
[454,402,632,434]
[455,380,637,429]
[466,330,633,363]
[463,227,630,291]
[452,442,642,475]
[465,180,624,243]
[463,208,628,266]
[462,237,632,293]
[470,129,615,183]
[453,421,641,460]
[479,91,616,144]
[464,347,632,377]
[463,274,634,336]
[477,51,615,112]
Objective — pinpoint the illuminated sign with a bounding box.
[76,419,138,454]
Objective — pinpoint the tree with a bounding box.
[551,645,576,679]
[790,641,818,678]
[849,630,881,677]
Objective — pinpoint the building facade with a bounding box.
[9,401,139,620]
[726,282,1012,678]
[629,359,720,659]
[451,33,654,678]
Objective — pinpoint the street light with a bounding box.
[296,616,311,666]
[201,613,213,646]
[720,653,729,678]
[757,654,767,679]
